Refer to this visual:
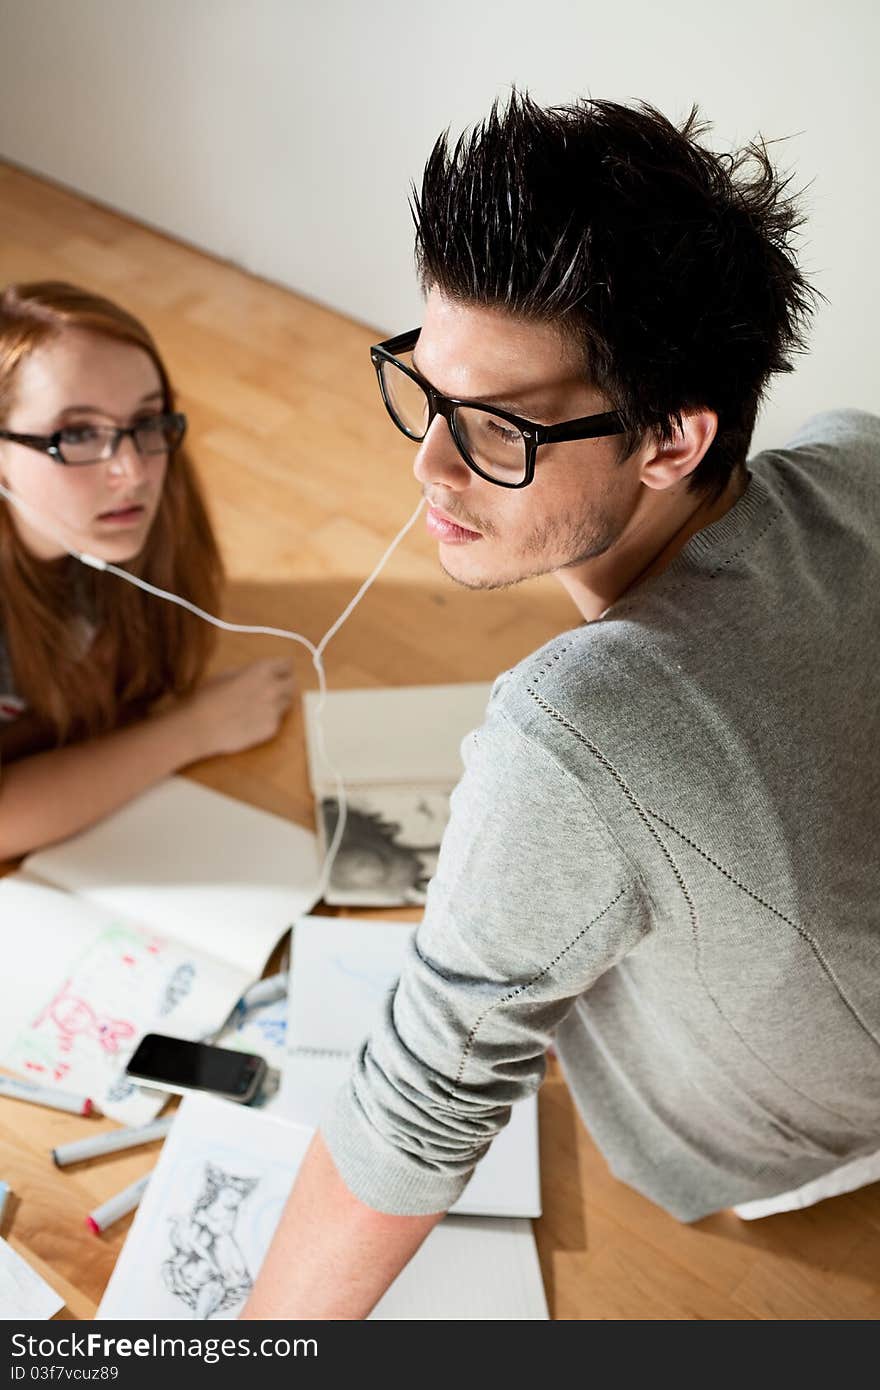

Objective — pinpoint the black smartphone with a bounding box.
[124,1032,268,1105]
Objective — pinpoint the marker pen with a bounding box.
[0,1075,93,1116]
[52,1116,173,1168]
[85,1173,150,1235]
[201,970,290,1043]
[238,971,289,1014]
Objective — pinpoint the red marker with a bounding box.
[85,1173,150,1235]
[0,1075,93,1115]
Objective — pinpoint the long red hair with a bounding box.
[0,281,222,750]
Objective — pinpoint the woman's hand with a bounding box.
[181,658,297,759]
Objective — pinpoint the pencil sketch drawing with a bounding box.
[162,1162,258,1319]
[320,790,448,905]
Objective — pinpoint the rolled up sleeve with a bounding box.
[321,691,652,1214]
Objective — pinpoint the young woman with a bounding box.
[0,280,295,860]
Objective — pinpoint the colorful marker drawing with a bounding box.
[34,979,137,1056]
[5,922,247,1125]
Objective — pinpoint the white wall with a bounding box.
[0,0,877,452]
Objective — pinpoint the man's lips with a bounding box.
[425,505,483,543]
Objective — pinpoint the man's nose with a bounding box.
[413,415,472,492]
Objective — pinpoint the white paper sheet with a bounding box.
[0,1238,64,1320]
[372,1216,548,1320]
[303,682,492,790]
[277,915,542,1219]
[96,1094,548,1321]
[23,777,321,979]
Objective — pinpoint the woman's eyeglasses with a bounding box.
[371,329,625,489]
[0,411,187,467]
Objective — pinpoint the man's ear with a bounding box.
[639,409,718,491]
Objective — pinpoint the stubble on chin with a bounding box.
[438,553,519,592]
[438,504,623,592]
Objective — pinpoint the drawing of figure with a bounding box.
[162,1163,258,1319]
[35,979,137,1055]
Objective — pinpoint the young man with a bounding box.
[243,95,880,1318]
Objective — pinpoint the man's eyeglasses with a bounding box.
[0,411,187,467]
[370,329,625,488]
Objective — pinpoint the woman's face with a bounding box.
[0,328,170,563]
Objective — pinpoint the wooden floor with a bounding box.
[0,160,878,1321]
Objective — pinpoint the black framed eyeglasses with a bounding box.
[0,411,187,467]
[370,329,625,489]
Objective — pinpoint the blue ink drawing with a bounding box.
[159,963,196,1017]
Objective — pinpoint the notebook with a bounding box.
[277,914,542,1219]
[96,1093,549,1321]
[303,682,492,906]
[0,777,320,1124]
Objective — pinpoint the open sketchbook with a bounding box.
[96,1094,548,1321]
[277,915,542,1219]
[0,777,320,1124]
[303,682,492,906]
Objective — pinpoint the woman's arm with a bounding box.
[0,657,295,861]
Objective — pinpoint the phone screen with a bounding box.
[126,1033,265,1099]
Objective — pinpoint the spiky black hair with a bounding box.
[413,93,819,496]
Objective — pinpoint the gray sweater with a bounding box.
[323,409,880,1222]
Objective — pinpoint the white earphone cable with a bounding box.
[0,476,425,903]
